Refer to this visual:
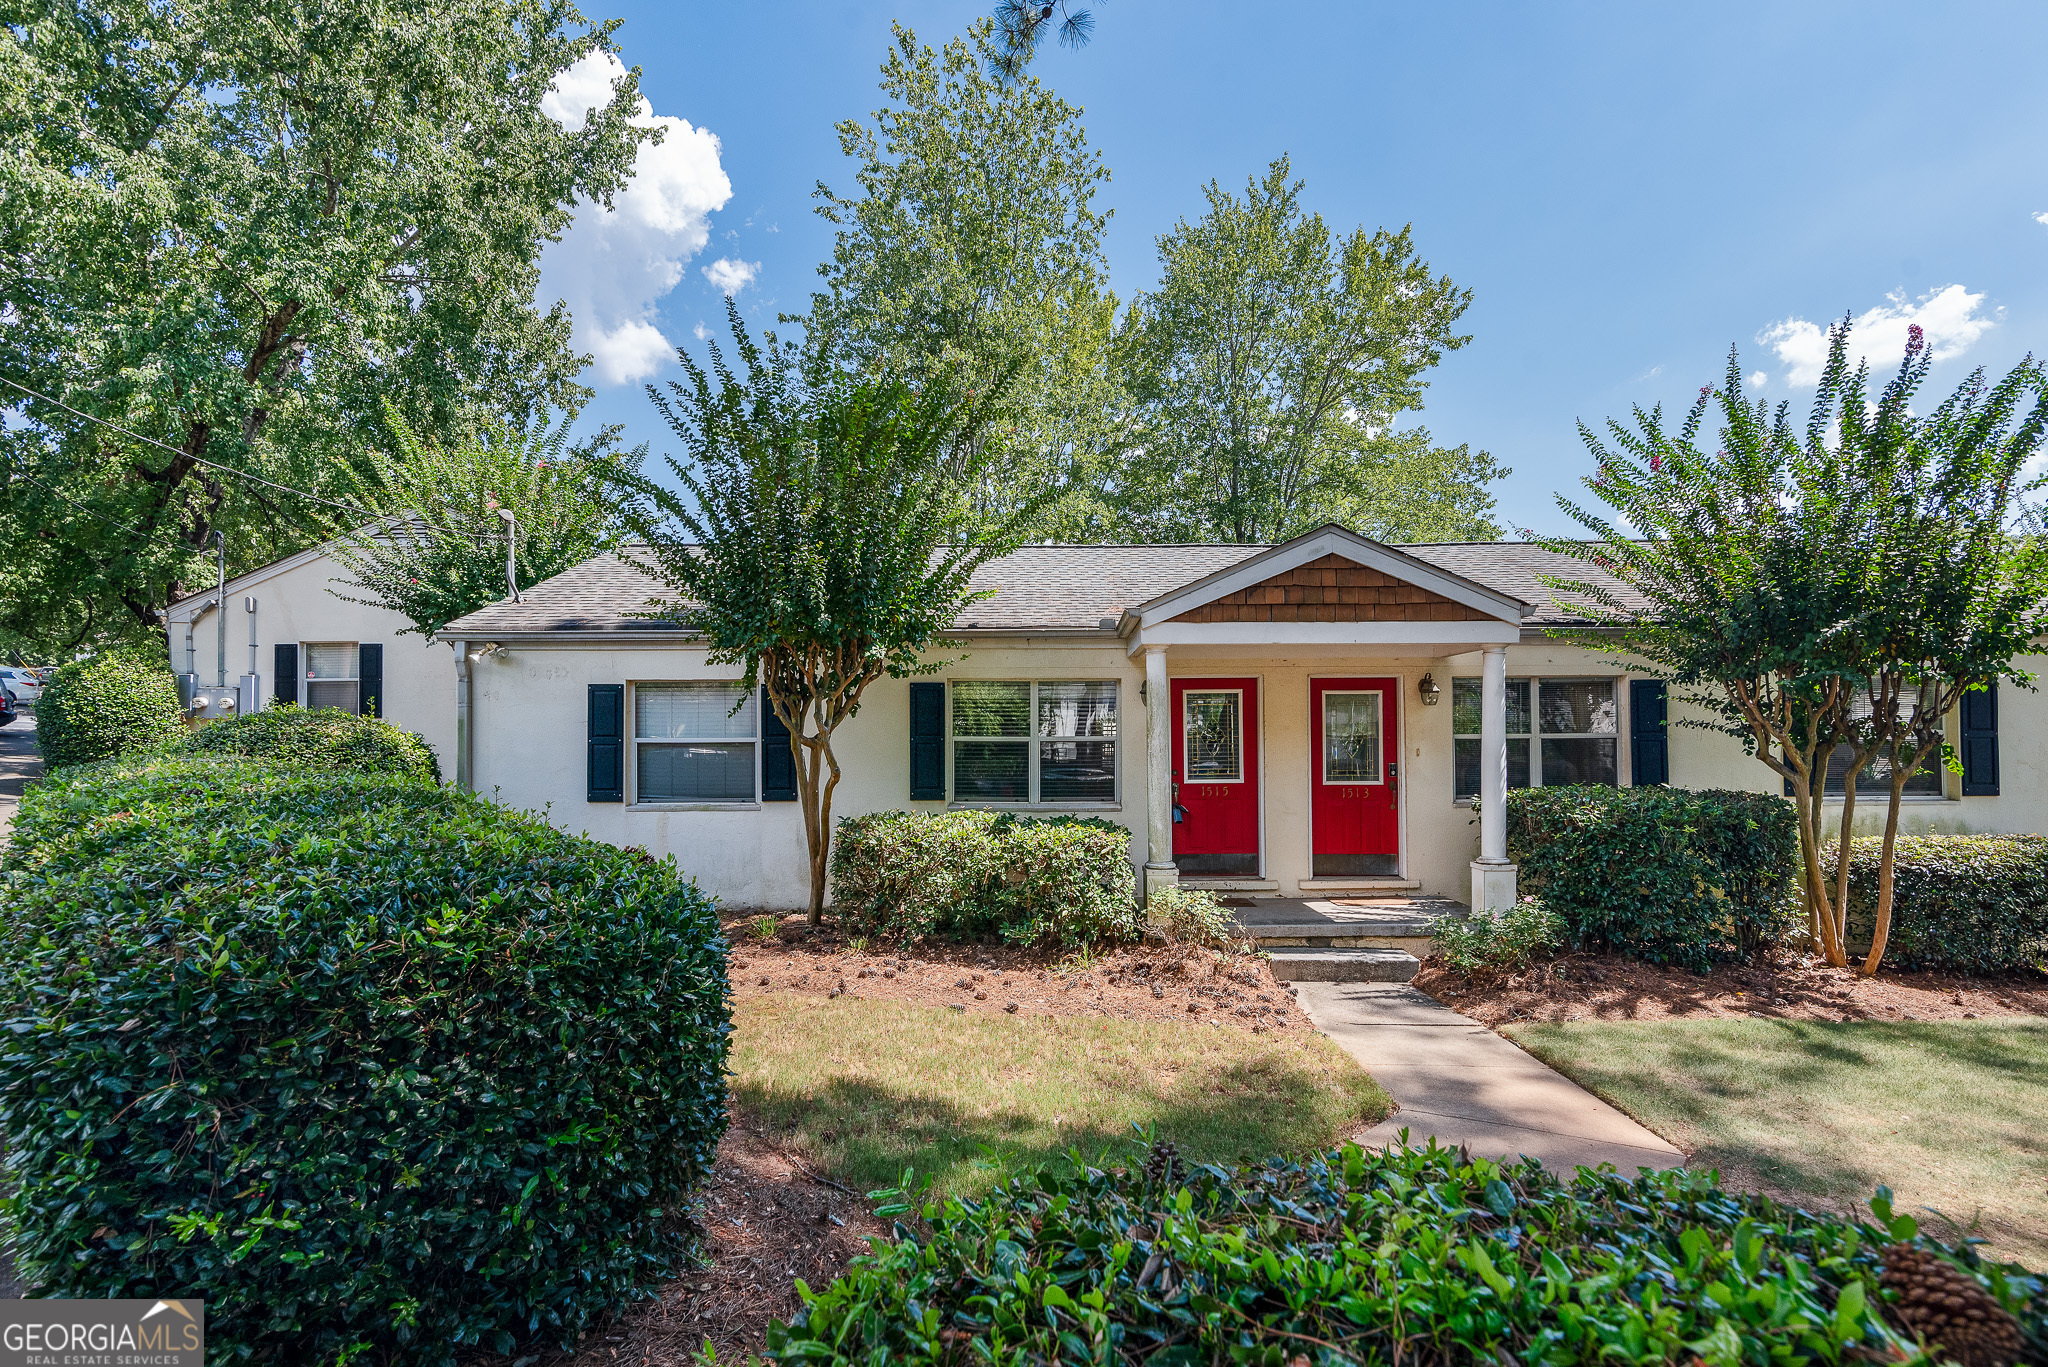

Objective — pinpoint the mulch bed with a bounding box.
[1412,949,2048,1027]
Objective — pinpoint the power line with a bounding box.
[0,375,513,546]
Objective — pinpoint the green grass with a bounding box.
[731,995,1390,1196]
[1509,1017,2048,1265]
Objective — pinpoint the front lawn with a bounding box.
[1509,1017,2048,1265]
[730,993,1390,1195]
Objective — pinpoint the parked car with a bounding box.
[0,666,42,704]
[0,686,15,728]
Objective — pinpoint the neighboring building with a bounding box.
[162,545,456,776]
[426,525,2030,912]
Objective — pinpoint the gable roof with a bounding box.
[435,536,1642,639]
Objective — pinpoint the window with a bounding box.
[1822,687,1944,797]
[1454,678,1616,798]
[634,682,757,804]
[304,643,359,713]
[1321,691,1383,784]
[1183,690,1242,782]
[952,680,1118,804]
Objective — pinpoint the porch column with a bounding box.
[1470,643,1518,913]
[1142,645,1179,905]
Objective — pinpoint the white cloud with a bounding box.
[1749,370,1767,390]
[2035,211,2048,229]
[701,257,759,295]
[1756,285,1998,387]
[536,52,733,385]
[692,321,711,342]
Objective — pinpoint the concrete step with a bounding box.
[1265,946,1420,983]
[1240,919,1437,944]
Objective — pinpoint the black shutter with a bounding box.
[357,643,383,718]
[1961,681,1999,796]
[1629,679,1668,786]
[909,681,945,800]
[273,644,298,705]
[761,686,797,801]
[588,683,625,802]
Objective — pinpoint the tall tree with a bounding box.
[0,0,651,654]
[1119,156,1500,545]
[325,408,639,639]
[618,309,1045,924]
[987,0,1101,82]
[802,19,1121,532]
[1542,327,2048,974]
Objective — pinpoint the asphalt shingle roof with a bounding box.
[438,541,1641,637]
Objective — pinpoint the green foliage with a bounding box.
[769,1141,2044,1365]
[1506,786,1799,970]
[179,703,441,783]
[618,306,1047,920]
[1432,900,1568,975]
[1119,155,1501,544]
[1541,327,2048,971]
[1144,884,1241,950]
[805,20,1122,534]
[31,650,184,769]
[0,0,649,652]
[830,809,1138,947]
[0,754,730,1363]
[325,406,637,637]
[1842,834,2048,974]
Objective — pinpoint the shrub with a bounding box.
[1843,834,2048,973]
[770,1141,2045,1366]
[1432,898,1566,974]
[831,809,1138,947]
[181,701,442,782]
[1144,883,1241,949]
[0,753,730,1364]
[31,649,185,768]
[1506,786,1799,969]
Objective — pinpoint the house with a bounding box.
[420,524,2034,912]
[162,544,456,775]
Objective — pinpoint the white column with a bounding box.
[1470,642,1518,913]
[453,641,472,791]
[1142,645,1179,905]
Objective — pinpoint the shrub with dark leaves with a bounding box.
[1843,834,2048,973]
[770,1142,2045,1367]
[31,649,185,768]
[0,754,729,1364]
[1507,786,1798,969]
[179,702,442,782]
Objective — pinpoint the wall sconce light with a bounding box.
[1417,672,1441,706]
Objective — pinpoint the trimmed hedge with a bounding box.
[181,702,442,782]
[0,754,729,1364]
[1844,834,2048,973]
[831,809,1138,947]
[32,650,185,768]
[769,1141,2045,1366]
[1506,786,1798,969]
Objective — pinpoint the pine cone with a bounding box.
[1143,1139,1179,1189]
[1879,1245,2024,1367]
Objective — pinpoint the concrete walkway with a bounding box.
[1295,980,1685,1173]
[0,713,42,847]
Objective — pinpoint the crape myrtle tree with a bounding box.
[325,407,639,639]
[1542,324,2048,974]
[617,308,1046,924]
[0,0,651,654]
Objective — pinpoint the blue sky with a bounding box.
[542,0,2048,539]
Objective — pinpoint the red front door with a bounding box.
[1310,677,1399,878]
[1171,677,1259,877]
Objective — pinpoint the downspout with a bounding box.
[213,531,227,687]
[452,640,472,790]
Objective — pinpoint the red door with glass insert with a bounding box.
[1310,677,1399,878]
[1171,678,1260,877]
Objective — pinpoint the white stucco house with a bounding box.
[168,524,2033,912]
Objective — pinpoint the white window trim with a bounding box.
[947,679,1122,810]
[1452,676,1621,801]
[302,642,360,715]
[1318,688,1387,786]
[629,681,761,808]
[1181,686,1247,785]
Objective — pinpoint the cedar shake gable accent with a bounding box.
[1168,553,1495,624]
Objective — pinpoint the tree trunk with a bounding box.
[1860,768,1910,976]
[1788,766,1848,967]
